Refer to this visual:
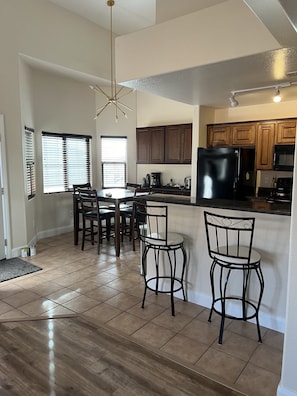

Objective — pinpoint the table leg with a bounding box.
[115,203,121,256]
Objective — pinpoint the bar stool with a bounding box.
[134,201,187,316]
[204,211,264,344]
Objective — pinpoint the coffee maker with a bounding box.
[151,172,162,187]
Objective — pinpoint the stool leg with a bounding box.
[218,267,231,344]
[255,265,265,343]
[154,249,160,295]
[141,245,149,309]
[242,268,250,321]
[180,245,187,302]
[208,260,216,322]
[167,250,175,316]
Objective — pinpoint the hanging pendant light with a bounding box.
[90,0,134,121]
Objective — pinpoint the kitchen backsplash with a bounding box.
[256,170,293,195]
[137,164,191,187]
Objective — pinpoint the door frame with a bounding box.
[0,115,11,258]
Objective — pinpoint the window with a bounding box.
[101,136,127,188]
[25,126,36,199]
[42,132,92,193]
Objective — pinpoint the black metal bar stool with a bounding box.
[135,201,187,316]
[204,211,264,344]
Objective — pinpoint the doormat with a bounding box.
[0,258,42,282]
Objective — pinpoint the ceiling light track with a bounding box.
[229,81,297,107]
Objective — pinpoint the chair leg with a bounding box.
[106,217,111,241]
[81,218,86,251]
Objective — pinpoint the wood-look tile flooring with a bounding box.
[0,233,283,396]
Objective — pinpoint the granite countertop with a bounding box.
[143,193,291,216]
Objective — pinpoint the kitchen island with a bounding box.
[140,193,291,333]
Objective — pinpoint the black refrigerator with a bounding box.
[196,147,256,200]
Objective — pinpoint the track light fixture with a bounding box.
[229,81,297,107]
[273,87,282,103]
[229,93,239,107]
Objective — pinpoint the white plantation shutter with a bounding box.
[101,136,127,188]
[25,126,36,199]
[42,132,91,193]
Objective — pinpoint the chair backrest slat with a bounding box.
[204,211,255,264]
[134,201,168,246]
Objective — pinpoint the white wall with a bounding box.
[0,0,110,255]
[31,68,96,240]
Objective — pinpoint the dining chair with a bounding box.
[78,189,115,254]
[73,183,92,244]
[120,183,142,243]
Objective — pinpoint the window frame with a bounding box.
[41,131,92,194]
[24,126,36,200]
[100,136,127,188]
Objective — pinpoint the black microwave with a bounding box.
[273,144,295,171]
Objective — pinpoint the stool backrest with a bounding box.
[204,211,255,264]
[135,202,168,246]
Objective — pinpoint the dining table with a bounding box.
[73,188,147,257]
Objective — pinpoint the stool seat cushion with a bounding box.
[146,232,184,247]
[213,245,261,265]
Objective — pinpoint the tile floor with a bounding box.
[0,233,283,396]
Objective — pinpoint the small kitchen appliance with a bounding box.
[151,172,162,187]
[273,144,295,171]
[266,177,293,203]
[184,176,191,190]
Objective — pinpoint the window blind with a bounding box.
[42,132,92,193]
[101,136,127,188]
[25,126,36,199]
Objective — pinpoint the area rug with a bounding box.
[0,258,42,282]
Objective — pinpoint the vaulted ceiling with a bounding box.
[47,0,297,108]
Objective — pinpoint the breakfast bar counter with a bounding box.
[139,193,291,333]
[143,193,291,216]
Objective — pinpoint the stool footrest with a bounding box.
[146,276,185,295]
[211,296,259,321]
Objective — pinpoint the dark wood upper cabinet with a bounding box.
[275,119,296,144]
[256,122,276,170]
[136,127,165,164]
[165,124,192,164]
[137,123,192,164]
[151,127,165,163]
[232,123,256,146]
[136,128,151,164]
[207,124,231,147]
[207,118,296,170]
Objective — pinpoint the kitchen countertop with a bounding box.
[143,193,291,216]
